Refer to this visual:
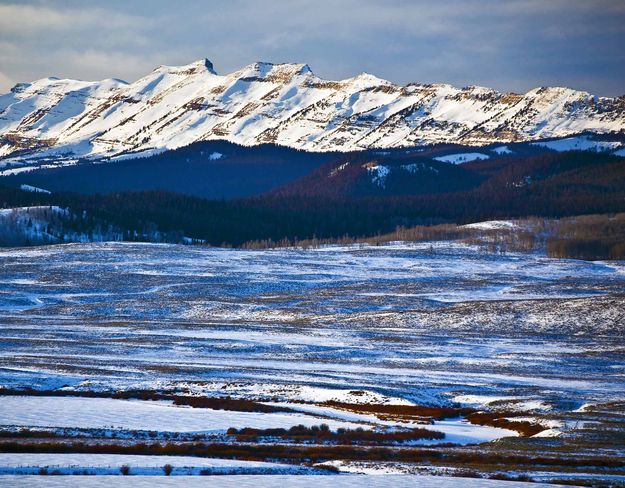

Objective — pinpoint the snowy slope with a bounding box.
[1,58,624,162]
[530,135,623,152]
[433,152,490,164]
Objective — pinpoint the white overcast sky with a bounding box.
[0,0,624,95]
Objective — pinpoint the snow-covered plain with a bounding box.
[0,241,623,409]
[0,395,515,445]
[0,241,623,481]
[0,453,309,475]
[0,475,545,487]
[0,396,363,433]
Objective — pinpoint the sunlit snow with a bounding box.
[433,152,490,164]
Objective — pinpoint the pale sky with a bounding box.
[1,0,624,95]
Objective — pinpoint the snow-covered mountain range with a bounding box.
[1,58,624,162]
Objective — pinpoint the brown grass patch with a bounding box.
[466,411,548,437]
[226,423,445,445]
[322,401,473,422]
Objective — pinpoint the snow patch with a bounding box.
[433,152,490,164]
[492,145,513,155]
[0,453,306,475]
[329,162,349,177]
[461,220,519,230]
[531,135,622,153]
[0,474,545,486]
[0,396,363,433]
[365,164,390,187]
[19,184,51,194]
[401,163,438,174]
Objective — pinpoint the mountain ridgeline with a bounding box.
[1,58,624,169]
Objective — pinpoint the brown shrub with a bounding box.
[465,411,547,437]
[227,423,445,445]
[323,401,473,421]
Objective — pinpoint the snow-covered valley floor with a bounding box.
[0,453,312,476]
[0,474,547,487]
[0,241,623,484]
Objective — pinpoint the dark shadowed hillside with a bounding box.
[3,141,339,199]
[2,148,625,249]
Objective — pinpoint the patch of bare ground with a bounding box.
[1,439,624,472]
[226,424,445,445]
[321,401,473,423]
[465,411,548,437]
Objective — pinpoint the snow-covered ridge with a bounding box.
[1,58,624,162]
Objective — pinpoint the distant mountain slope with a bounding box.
[0,140,337,199]
[1,58,624,166]
[3,136,623,199]
[269,137,625,199]
[270,155,485,197]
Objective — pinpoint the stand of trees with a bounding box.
[0,150,624,258]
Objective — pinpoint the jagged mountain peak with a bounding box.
[525,85,593,99]
[153,58,217,76]
[233,61,314,81]
[0,58,624,163]
[343,71,393,88]
[4,76,125,105]
[460,85,500,94]
[9,82,32,94]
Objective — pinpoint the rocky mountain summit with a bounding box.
[1,58,624,161]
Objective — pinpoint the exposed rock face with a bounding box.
[1,58,624,160]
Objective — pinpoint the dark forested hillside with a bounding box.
[2,149,625,248]
[269,154,485,197]
[3,141,340,199]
